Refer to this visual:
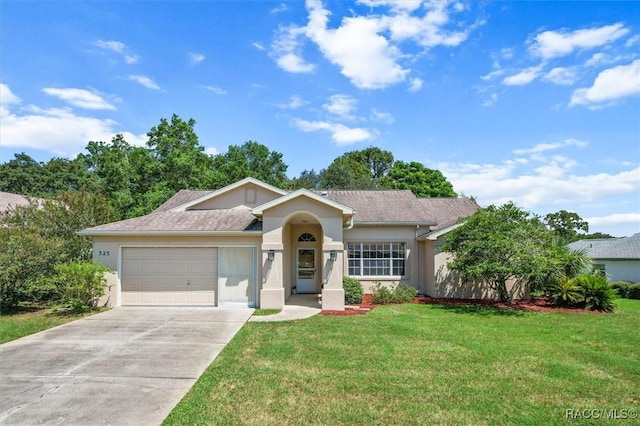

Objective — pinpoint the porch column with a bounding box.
[260,243,285,309]
[322,242,345,310]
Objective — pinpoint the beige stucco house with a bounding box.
[81,177,480,310]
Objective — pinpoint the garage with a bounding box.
[121,247,218,306]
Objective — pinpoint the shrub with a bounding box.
[610,281,633,298]
[576,274,617,312]
[343,276,363,304]
[394,283,418,303]
[370,283,395,304]
[548,278,583,306]
[628,283,640,300]
[56,261,110,313]
[370,282,418,304]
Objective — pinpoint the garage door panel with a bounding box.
[122,247,217,306]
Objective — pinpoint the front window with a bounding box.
[347,242,406,277]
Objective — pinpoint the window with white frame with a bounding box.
[347,242,406,277]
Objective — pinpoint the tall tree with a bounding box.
[321,147,394,189]
[384,161,456,197]
[544,210,589,242]
[212,141,288,187]
[288,169,323,190]
[146,114,218,191]
[0,153,44,195]
[442,202,574,303]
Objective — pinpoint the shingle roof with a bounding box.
[417,197,480,231]
[567,233,640,260]
[81,209,261,234]
[0,192,44,216]
[153,190,213,213]
[318,190,436,224]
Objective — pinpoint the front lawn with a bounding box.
[165,300,640,425]
[0,306,101,344]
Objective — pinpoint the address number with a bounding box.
[98,250,111,256]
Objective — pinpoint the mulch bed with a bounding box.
[320,294,602,316]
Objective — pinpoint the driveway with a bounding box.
[0,307,253,426]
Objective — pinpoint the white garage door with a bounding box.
[122,247,217,305]
[218,247,257,307]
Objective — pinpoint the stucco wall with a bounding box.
[343,225,421,293]
[597,260,640,282]
[426,237,529,300]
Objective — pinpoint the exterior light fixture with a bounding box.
[268,250,275,261]
[330,250,337,261]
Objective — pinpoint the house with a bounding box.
[0,191,42,217]
[568,234,640,283]
[80,177,482,310]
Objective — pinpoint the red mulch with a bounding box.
[320,294,602,316]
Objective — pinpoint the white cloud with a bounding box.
[370,108,394,123]
[0,83,21,105]
[625,34,640,48]
[270,3,288,14]
[513,138,587,155]
[570,60,640,107]
[530,23,629,60]
[408,77,424,92]
[42,87,116,110]
[482,93,498,107]
[93,40,125,53]
[502,65,543,86]
[188,52,205,64]
[128,75,161,90]
[586,213,640,227]
[292,118,375,145]
[203,85,227,95]
[271,25,315,73]
[124,55,139,64]
[204,147,219,156]
[1,104,146,156]
[277,95,306,109]
[543,67,578,85]
[252,42,266,51]
[323,94,358,120]
[271,0,476,90]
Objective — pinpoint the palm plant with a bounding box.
[548,277,583,306]
[576,274,617,312]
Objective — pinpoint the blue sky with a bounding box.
[1,0,639,237]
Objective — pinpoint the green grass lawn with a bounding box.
[0,306,101,344]
[165,299,640,425]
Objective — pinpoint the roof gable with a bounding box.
[170,177,287,212]
[252,189,354,216]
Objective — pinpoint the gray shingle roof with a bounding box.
[81,209,261,234]
[318,190,436,224]
[417,197,480,230]
[0,192,44,216]
[153,190,213,213]
[567,234,640,260]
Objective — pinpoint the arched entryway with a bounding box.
[283,212,323,298]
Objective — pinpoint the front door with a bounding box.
[296,248,316,293]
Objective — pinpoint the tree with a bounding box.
[384,161,456,197]
[288,169,323,190]
[0,153,44,195]
[146,114,219,192]
[442,202,569,303]
[544,210,589,242]
[212,141,288,187]
[321,147,394,189]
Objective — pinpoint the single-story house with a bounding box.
[81,177,488,310]
[0,191,43,217]
[568,233,640,282]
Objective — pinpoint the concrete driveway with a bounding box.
[0,307,253,426]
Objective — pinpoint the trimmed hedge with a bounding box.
[343,276,363,304]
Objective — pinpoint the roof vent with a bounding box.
[321,191,328,197]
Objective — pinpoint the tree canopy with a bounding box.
[543,210,590,242]
[212,141,288,188]
[442,203,588,303]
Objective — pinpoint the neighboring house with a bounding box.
[0,191,41,217]
[568,234,640,283]
[81,177,484,311]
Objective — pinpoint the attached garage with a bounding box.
[122,247,218,306]
[120,246,258,307]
